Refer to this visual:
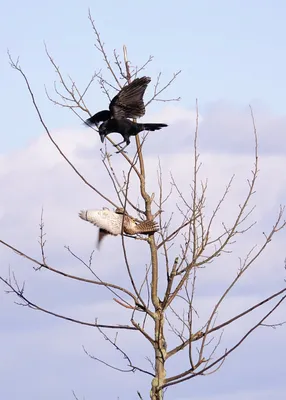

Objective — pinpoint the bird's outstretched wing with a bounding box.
[97,228,110,249]
[110,77,151,120]
[79,209,122,235]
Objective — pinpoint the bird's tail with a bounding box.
[140,123,168,131]
[135,220,159,234]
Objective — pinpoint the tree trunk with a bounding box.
[150,313,166,399]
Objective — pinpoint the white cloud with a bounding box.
[1,104,286,399]
[178,388,286,400]
[141,104,200,125]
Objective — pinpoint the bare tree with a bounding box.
[1,11,286,400]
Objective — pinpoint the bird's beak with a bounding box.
[100,134,105,143]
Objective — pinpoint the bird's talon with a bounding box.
[116,150,128,154]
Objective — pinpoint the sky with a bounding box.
[1,1,286,399]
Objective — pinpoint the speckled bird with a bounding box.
[79,207,158,248]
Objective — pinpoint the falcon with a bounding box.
[79,207,158,248]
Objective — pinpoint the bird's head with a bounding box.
[115,207,125,214]
[98,122,107,143]
[115,207,131,217]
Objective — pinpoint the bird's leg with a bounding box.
[123,233,148,241]
[113,139,128,154]
[115,137,130,154]
[116,143,129,154]
[113,139,126,147]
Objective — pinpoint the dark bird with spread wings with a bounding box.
[85,76,151,127]
[98,119,168,152]
[79,207,158,249]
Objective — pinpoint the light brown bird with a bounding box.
[79,207,158,248]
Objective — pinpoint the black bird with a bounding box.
[98,118,168,152]
[85,76,151,127]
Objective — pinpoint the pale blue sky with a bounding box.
[2,0,286,152]
[1,1,286,400]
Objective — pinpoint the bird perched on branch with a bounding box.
[79,207,158,248]
[98,118,168,152]
[85,76,151,127]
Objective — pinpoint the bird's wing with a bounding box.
[109,77,151,119]
[79,209,122,235]
[97,228,110,249]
